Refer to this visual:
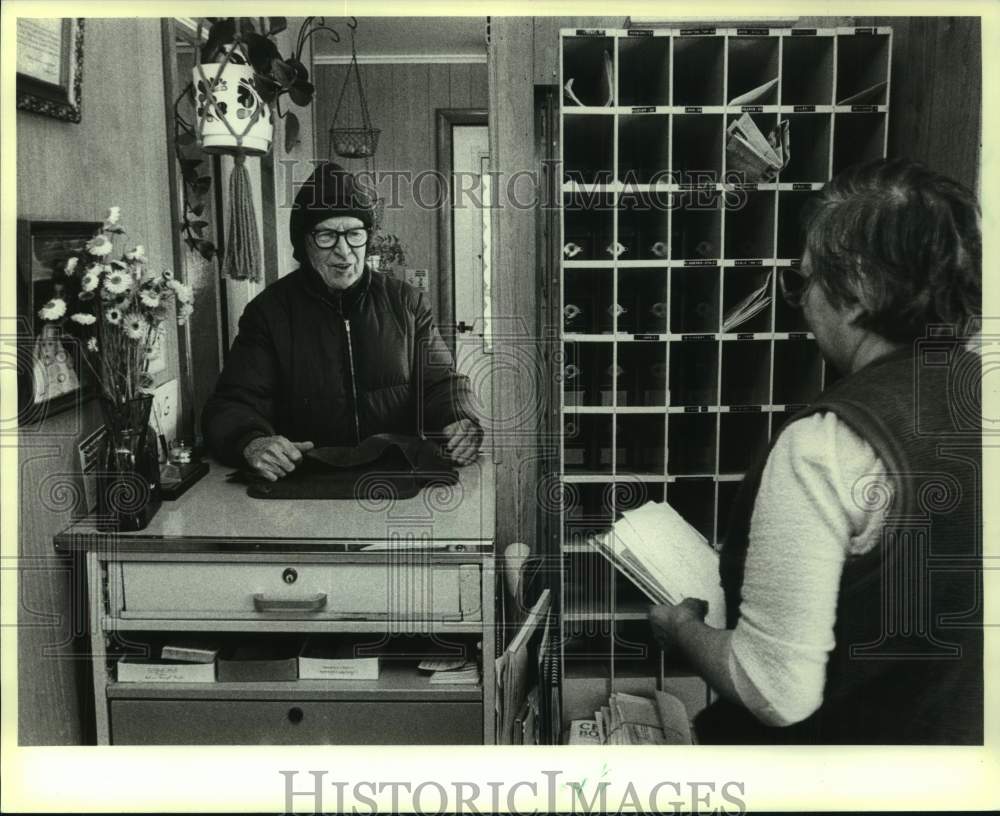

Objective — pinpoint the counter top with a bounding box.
[55,458,495,551]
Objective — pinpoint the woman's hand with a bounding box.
[649,598,709,650]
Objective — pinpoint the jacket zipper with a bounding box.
[343,318,362,443]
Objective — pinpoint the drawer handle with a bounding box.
[252,593,328,612]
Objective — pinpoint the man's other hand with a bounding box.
[243,435,315,481]
[441,419,483,466]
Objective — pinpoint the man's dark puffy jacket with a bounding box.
[202,265,476,466]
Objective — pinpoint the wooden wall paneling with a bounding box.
[16,18,178,745]
[469,63,490,109]
[427,64,454,317]
[450,63,472,108]
[863,16,981,191]
[489,18,543,552]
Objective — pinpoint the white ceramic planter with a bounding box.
[191,61,272,156]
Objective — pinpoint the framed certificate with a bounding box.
[16,18,85,123]
[17,219,101,423]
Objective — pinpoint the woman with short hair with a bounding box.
[650,158,983,744]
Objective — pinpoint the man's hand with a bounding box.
[440,418,483,466]
[649,598,709,651]
[243,435,315,481]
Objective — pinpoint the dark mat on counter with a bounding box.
[228,433,458,500]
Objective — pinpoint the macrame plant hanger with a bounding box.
[329,19,383,228]
[193,20,268,282]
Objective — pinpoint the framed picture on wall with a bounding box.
[16,18,85,123]
[17,220,100,424]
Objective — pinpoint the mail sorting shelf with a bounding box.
[558,25,891,736]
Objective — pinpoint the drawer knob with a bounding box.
[282,568,298,584]
[287,707,304,725]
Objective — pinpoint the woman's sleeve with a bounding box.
[727,412,888,726]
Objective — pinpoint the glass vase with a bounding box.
[96,394,162,532]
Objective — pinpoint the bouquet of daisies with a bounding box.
[36,206,194,403]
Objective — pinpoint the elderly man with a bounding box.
[203,162,482,481]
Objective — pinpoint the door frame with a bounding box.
[435,108,488,357]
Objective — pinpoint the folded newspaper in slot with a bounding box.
[728,77,778,107]
[726,113,790,182]
[722,270,774,332]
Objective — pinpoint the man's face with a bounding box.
[306,216,368,290]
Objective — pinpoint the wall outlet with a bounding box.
[151,378,179,447]
[405,268,428,291]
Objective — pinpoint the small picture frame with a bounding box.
[17,219,100,423]
[16,18,85,123]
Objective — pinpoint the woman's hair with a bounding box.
[802,158,981,342]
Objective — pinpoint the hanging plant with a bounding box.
[172,16,350,264]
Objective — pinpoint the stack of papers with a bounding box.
[495,589,551,745]
[424,660,480,685]
[576,691,692,745]
[591,501,726,629]
[726,114,790,182]
[722,270,773,331]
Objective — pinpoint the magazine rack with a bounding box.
[558,24,892,731]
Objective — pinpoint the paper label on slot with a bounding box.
[633,334,659,341]
[627,29,654,37]
[680,27,716,35]
[791,29,818,36]
[854,27,875,34]
[788,332,809,340]
[734,259,763,266]
[684,405,710,413]
[793,105,816,112]
[736,333,755,340]
[737,28,770,35]
[684,259,717,267]
[575,29,606,36]
[850,105,879,112]
[631,106,655,113]
[680,333,714,341]
[730,404,762,412]
[684,106,703,114]
[792,183,812,190]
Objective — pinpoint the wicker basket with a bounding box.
[330,126,380,159]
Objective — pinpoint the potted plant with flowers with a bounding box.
[35,207,195,531]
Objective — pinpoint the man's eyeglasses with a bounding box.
[778,266,814,309]
[310,228,369,249]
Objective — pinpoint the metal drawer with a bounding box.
[118,561,482,621]
[110,699,483,744]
